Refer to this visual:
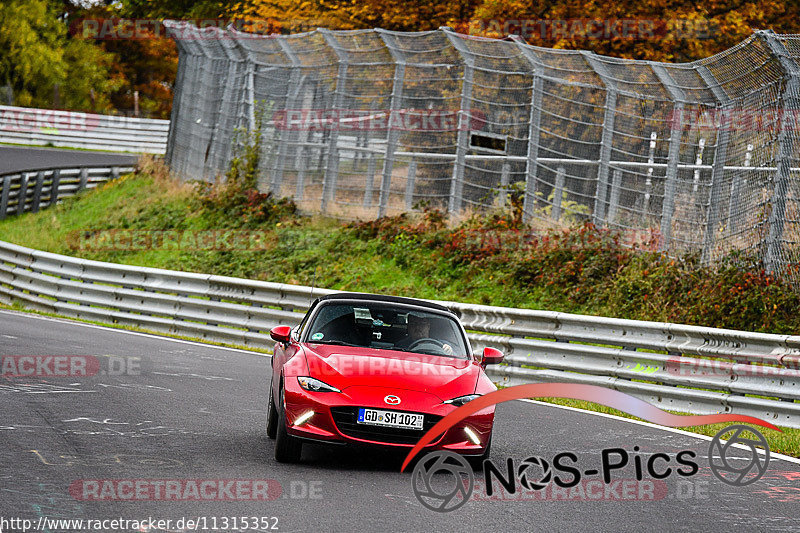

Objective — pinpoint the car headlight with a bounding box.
[297,376,341,393]
[444,394,481,406]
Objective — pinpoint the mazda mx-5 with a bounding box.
[267,293,504,466]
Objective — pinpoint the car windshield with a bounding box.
[303,302,469,359]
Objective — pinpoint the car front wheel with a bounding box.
[266,376,278,439]
[274,382,302,463]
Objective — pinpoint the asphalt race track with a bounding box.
[1,309,799,532]
[0,146,137,174]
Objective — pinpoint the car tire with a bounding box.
[274,382,302,463]
[467,434,492,470]
[266,376,278,440]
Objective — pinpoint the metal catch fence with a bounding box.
[163,23,800,283]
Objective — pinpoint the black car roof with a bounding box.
[317,292,453,315]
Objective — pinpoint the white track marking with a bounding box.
[519,398,800,466]
[0,309,272,358]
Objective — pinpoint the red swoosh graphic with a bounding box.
[401,383,781,472]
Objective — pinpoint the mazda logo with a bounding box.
[384,395,401,405]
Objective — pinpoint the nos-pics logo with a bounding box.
[411,424,770,512]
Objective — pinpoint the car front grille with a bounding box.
[330,407,443,445]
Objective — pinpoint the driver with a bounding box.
[395,313,454,355]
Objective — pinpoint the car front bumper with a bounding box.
[282,382,494,455]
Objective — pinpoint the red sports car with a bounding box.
[267,293,504,465]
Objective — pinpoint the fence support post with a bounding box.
[376,31,408,217]
[692,138,706,193]
[320,31,348,214]
[607,169,622,225]
[496,161,511,207]
[363,154,376,208]
[273,38,304,196]
[644,132,657,212]
[404,160,418,211]
[584,54,621,227]
[551,166,566,221]
[443,29,476,216]
[697,65,733,263]
[728,143,753,234]
[761,31,800,274]
[511,36,544,223]
[652,64,689,252]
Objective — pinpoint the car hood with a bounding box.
[300,344,481,401]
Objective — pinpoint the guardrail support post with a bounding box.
[78,168,89,191]
[16,173,29,215]
[49,169,61,207]
[0,175,10,219]
[31,171,45,213]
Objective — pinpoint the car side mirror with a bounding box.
[481,347,504,367]
[270,325,292,344]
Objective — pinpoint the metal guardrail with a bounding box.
[0,105,168,154]
[0,165,135,220]
[0,238,798,427]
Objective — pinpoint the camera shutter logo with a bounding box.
[517,456,553,491]
[411,451,473,512]
[708,424,770,486]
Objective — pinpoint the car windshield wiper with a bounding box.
[309,340,361,347]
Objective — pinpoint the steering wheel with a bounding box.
[407,338,446,353]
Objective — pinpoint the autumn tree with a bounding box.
[0,0,121,110]
[227,0,800,62]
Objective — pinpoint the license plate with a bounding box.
[357,408,424,430]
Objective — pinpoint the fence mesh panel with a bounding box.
[164,23,800,284]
